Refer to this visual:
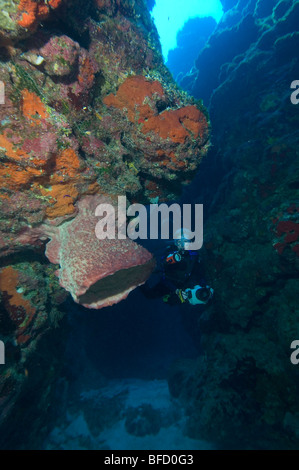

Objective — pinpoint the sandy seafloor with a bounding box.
[44,378,214,450]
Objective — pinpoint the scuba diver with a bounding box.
[140,229,214,307]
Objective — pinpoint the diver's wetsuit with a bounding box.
[141,245,205,305]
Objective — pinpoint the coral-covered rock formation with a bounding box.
[0,0,63,43]
[168,0,299,449]
[0,0,209,276]
[0,259,68,449]
[0,0,209,448]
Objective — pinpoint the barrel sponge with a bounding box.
[44,195,155,309]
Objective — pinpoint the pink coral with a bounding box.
[40,35,80,77]
[44,195,155,309]
[21,133,57,162]
[274,219,299,256]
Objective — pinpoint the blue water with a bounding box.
[42,279,209,450]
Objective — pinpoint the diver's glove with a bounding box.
[163,292,184,306]
[175,289,187,304]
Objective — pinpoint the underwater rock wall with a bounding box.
[0,0,209,257]
[0,0,209,447]
[168,0,299,449]
[166,17,217,85]
[0,259,68,448]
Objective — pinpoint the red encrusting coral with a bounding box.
[103,76,165,122]
[21,89,49,123]
[0,266,36,343]
[273,219,299,256]
[78,54,97,89]
[17,0,63,30]
[141,105,208,144]
[103,76,208,144]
